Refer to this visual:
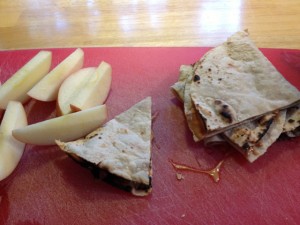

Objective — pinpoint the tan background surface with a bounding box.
[0,0,300,49]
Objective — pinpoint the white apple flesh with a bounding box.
[28,48,84,102]
[12,104,107,146]
[57,61,112,116]
[69,61,112,110]
[0,101,28,181]
[56,67,96,115]
[0,51,52,110]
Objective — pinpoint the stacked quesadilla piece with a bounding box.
[56,97,152,196]
[171,31,300,162]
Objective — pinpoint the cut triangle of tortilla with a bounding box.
[56,97,152,196]
[171,59,296,162]
[172,65,284,162]
[190,30,300,137]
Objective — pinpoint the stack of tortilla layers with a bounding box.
[171,31,300,162]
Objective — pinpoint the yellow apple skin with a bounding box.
[0,51,52,110]
[57,61,112,116]
[0,101,28,181]
[28,48,84,102]
[12,104,107,146]
[56,67,96,116]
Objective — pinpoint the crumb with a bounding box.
[181,214,186,218]
[176,173,184,180]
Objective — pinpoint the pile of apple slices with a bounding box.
[0,48,112,181]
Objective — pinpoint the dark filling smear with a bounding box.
[242,142,250,151]
[67,153,152,194]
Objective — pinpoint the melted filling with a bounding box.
[67,153,152,195]
[169,155,229,183]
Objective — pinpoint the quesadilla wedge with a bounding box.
[56,97,152,196]
[171,56,295,162]
[171,64,289,162]
[190,30,300,137]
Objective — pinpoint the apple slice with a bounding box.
[0,82,3,119]
[12,104,107,146]
[0,51,52,110]
[56,67,96,115]
[0,101,28,181]
[28,48,84,102]
[57,61,112,116]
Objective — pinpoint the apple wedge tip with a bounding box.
[28,48,84,102]
[12,104,108,146]
[0,51,52,110]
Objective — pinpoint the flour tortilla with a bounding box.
[171,65,191,103]
[223,110,286,162]
[56,97,152,196]
[190,30,300,137]
[171,64,288,162]
[171,64,206,142]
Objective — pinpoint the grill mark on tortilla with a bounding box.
[193,75,200,82]
[255,118,274,142]
[220,111,233,123]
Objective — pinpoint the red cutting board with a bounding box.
[0,47,299,225]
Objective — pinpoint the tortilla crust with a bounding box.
[190,30,300,136]
[56,97,152,196]
[223,110,286,162]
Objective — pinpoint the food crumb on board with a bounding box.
[176,173,184,180]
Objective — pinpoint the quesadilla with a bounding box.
[171,30,300,162]
[190,30,300,137]
[171,63,289,162]
[56,97,152,196]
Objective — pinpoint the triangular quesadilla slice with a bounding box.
[171,60,294,162]
[171,65,288,162]
[56,97,152,196]
[190,30,300,137]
